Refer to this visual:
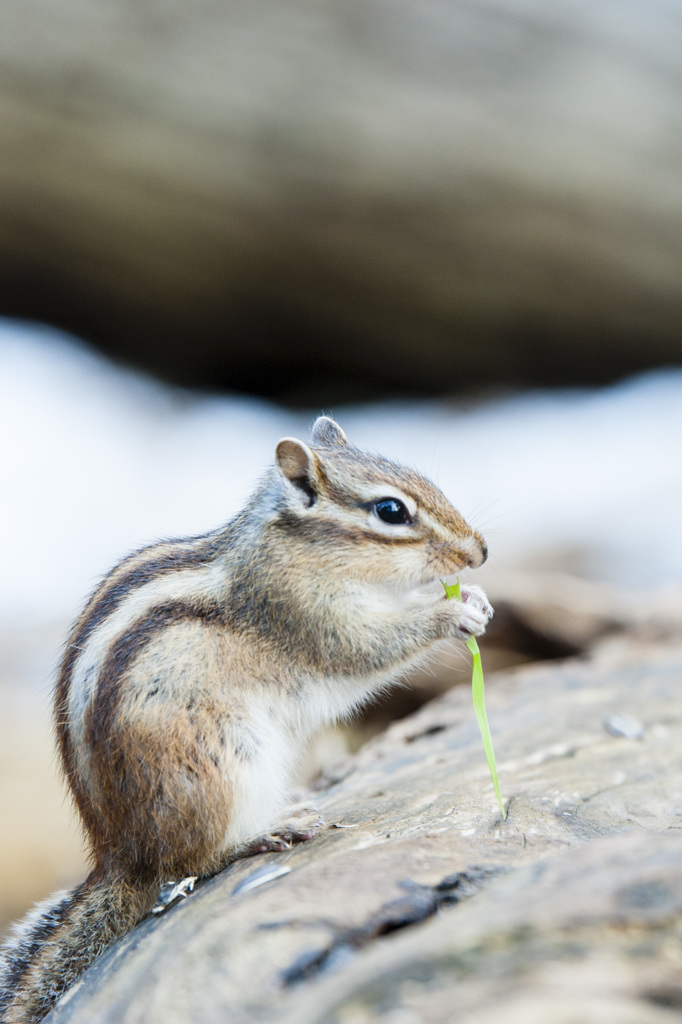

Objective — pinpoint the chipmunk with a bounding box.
[0,416,491,1023]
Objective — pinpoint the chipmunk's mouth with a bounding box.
[426,557,470,583]
[428,535,487,576]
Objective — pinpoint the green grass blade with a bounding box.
[442,579,462,601]
[442,579,507,820]
[468,636,506,819]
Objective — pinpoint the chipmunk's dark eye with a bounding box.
[374,498,411,525]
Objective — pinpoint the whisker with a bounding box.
[465,489,525,529]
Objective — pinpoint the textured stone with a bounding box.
[48,640,682,1023]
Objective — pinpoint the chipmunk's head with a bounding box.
[272,416,487,588]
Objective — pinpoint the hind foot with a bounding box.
[237,808,324,856]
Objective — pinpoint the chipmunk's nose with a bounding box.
[467,533,488,567]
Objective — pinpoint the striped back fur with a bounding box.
[1,416,489,1022]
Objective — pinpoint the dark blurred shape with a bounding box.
[1,0,681,402]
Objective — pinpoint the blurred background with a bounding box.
[1,0,681,938]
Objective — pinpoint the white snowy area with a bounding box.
[1,317,681,628]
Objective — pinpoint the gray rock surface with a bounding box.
[2,1,682,399]
[48,639,682,1023]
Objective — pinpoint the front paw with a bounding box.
[445,584,493,639]
[460,584,493,623]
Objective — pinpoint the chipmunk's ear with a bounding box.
[311,416,348,448]
[275,438,318,507]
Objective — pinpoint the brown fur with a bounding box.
[0,418,491,1022]
[1,869,158,1024]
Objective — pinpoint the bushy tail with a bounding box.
[0,867,158,1024]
